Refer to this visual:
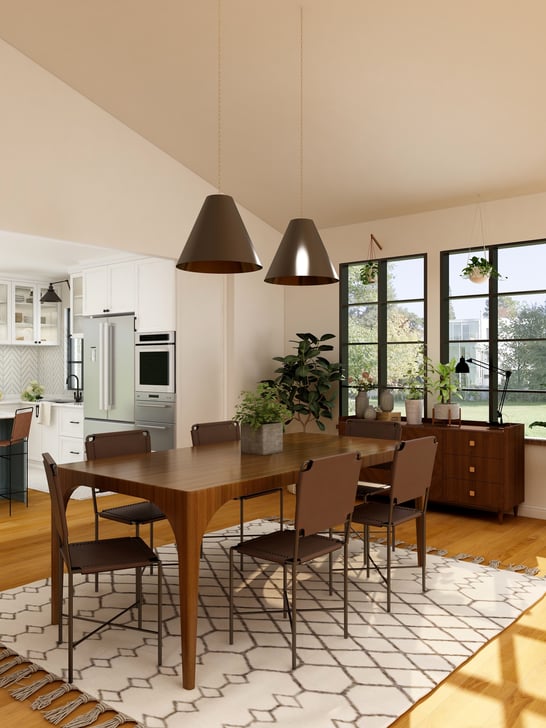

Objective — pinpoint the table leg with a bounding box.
[169,504,208,690]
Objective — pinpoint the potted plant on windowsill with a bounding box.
[430,359,462,421]
[402,349,430,425]
[234,383,291,455]
[461,256,501,284]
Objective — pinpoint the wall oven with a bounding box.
[135,331,176,394]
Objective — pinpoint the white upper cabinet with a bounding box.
[12,282,60,345]
[135,258,176,332]
[82,261,137,316]
[0,280,11,344]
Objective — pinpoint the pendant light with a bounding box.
[265,8,338,286]
[40,279,70,303]
[176,0,262,274]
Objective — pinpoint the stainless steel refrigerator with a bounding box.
[82,315,136,437]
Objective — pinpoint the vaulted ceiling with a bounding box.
[1,0,546,238]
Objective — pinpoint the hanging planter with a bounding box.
[359,261,379,285]
[359,234,382,286]
[461,255,500,284]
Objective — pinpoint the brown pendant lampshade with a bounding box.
[264,218,338,285]
[176,194,262,274]
[265,8,338,286]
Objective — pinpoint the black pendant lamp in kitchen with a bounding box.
[176,0,262,275]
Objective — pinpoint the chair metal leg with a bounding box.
[239,498,245,570]
[291,560,298,670]
[343,525,349,638]
[157,563,163,666]
[68,571,74,683]
[421,515,427,592]
[228,547,234,644]
[386,524,392,612]
[136,567,143,629]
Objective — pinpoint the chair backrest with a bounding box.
[85,429,152,460]
[42,452,72,568]
[295,451,362,537]
[389,436,438,505]
[344,418,402,441]
[10,407,34,444]
[191,420,240,446]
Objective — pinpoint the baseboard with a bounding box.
[517,504,546,521]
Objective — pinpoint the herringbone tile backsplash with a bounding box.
[0,345,64,397]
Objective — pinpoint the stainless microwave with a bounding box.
[135,331,176,394]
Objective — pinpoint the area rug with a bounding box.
[1,520,546,728]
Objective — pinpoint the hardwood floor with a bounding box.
[2,488,546,727]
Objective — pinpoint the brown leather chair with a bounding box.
[85,430,166,550]
[344,418,402,496]
[351,436,438,611]
[229,450,362,669]
[42,452,163,682]
[191,421,284,556]
[0,406,33,515]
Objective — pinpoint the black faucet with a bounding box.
[66,374,83,403]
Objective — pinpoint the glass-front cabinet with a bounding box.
[12,282,60,345]
[0,280,10,343]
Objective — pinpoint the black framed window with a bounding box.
[441,239,546,436]
[340,254,427,416]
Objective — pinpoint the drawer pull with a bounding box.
[469,466,476,473]
[469,489,476,497]
[69,420,81,425]
[69,450,80,455]
[469,440,475,447]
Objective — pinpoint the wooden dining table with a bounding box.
[54,431,396,690]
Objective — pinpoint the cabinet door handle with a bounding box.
[469,489,476,497]
[469,440,475,447]
[469,466,476,473]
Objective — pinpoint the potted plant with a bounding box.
[430,359,462,421]
[234,382,291,455]
[21,380,45,401]
[461,255,501,284]
[401,349,431,424]
[349,370,376,418]
[263,332,343,432]
[359,261,379,285]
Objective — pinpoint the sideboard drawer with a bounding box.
[444,478,500,508]
[444,455,504,484]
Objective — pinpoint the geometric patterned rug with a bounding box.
[1,520,546,728]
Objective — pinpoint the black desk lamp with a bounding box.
[455,357,512,426]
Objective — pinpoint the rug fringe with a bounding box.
[0,662,39,687]
[62,701,109,728]
[10,671,58,700]
[43,692,91,724]
[31,681,74,710]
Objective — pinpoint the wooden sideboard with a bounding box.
[339,418,525,523]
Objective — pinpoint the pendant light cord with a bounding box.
[217,0,222,192]
[299,6,304,218]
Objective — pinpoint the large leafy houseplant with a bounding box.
[430,359,462,405]
[264,332,343,432]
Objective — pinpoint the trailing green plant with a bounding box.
[359,261,379,285]
[461,255,501,281]
[263,332,343,432]
[430,359,462,404]
[233,383,291,430]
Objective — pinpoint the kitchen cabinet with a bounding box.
[0,280,10,343]
[136,258,176,331]
[27,403,84,464]
[0,280,61,346]
[58,406,84,463]
[339,417,525,523]
[82,261,136,316]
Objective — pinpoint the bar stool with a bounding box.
[0,406,33,515]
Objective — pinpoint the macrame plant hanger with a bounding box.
[359,234,383,285]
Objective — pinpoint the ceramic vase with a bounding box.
[405,399,423,425]
[379,389,394,412]
[355,391,369,418]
